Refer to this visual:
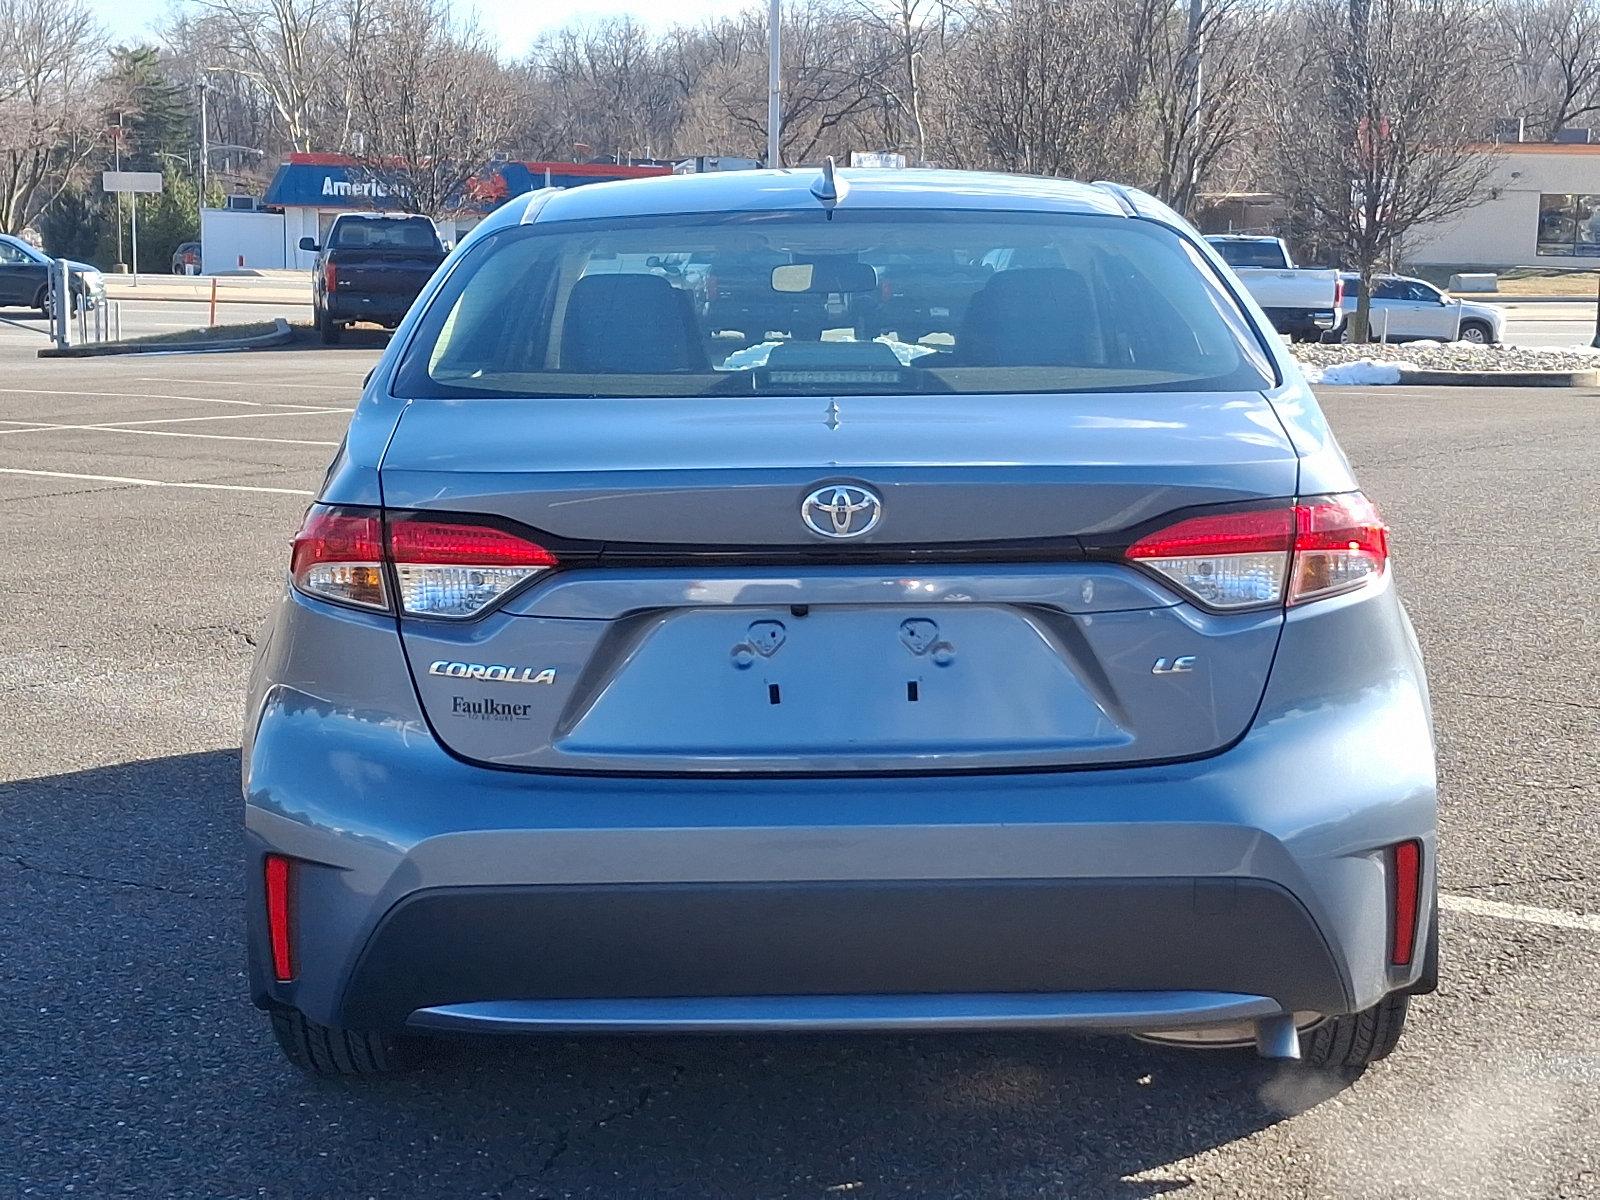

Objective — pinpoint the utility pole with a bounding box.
[767,0,782,168]
[114,113,124,267]
[199,75,210,208]
[1185,0,1204,208]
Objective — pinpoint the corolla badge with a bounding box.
[429,660,557,684]
[801,483,882,539]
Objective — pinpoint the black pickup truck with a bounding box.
[300,214,446,344]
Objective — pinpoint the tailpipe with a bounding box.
[1254,1013,1302,1060]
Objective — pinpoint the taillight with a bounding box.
[388,517,558,617]
[1126,507,1294,609]
[704,273,718,302]
[1390,840,1422,966]
[264,854,294,982]
[880,279,894,302]
[1125,492,1388,610]
[291,506,386,610]
[290,505,559,618]
[1334,276,1344,307]
[1288,492,1388,605]
[323,261,338,292]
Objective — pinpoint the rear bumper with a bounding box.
[325,293,416,324]
[332,877,1347,1029]
[243,580,1436,1036]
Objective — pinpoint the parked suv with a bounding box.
[246,169,1436,1077]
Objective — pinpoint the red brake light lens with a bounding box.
[1125,493,1388,610]
[290,506,386,610]
[264,854,293,982]
[388,520,560,568]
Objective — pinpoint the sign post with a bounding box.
[101,171,163,285]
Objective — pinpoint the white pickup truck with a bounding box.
[1205,235,1344,343]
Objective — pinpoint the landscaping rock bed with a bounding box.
[1291,339,1600,384]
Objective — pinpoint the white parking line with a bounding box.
[134,375,368,390]
[0,387,337,410]
[0,420,338,447]
[0,467,314,495]
[1442,893,1600,934]
[0,409,349,436]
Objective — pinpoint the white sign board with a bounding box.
[101,171,163,194]
[849,152,907,169]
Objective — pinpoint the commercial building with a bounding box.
[1408,141,1600,269]
[198,155,671,273]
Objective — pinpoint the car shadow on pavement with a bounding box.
[4,751,1353,1198]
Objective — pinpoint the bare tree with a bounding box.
[1269,0,1498,340]
[678,2,892,164]
[1502,0,1600,139]
[1142,0,1274,214]
[346,0,520,217]
[0,0,105,233]
[189,0,336,152]
[928,0,1150,179]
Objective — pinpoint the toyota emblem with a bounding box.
[801,483,882,539]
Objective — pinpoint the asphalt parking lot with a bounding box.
[2,338,1596,1198]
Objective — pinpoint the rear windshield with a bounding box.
[397,210,1275,398]
[332,217,440,251]
[1208,239,1288,269]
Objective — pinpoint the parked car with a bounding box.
[172,241,202,275]
[300,213,447,344]
[1205,235,1343,342]
[246,169,1436,1078]
[1336,273,1503,344]
[0,234,105,317]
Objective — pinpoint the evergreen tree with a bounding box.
[106,46,195,173]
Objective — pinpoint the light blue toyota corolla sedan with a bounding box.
[244,167,1436,1077]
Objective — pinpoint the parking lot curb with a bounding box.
[36,318,294,358]
[1393,367,1600,387]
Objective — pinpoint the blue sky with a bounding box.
[91,0,755,55]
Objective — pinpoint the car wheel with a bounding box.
[268,1007,413,1077]
[33,284,49,318]
[317,304,342,345]
[1457,320,1493,345]
[1301,992,1409,1074]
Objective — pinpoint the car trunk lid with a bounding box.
[381,391,1296,774]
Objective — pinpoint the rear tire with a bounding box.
[1302,992,1409,1073]
[268,1007,411,1077]
[317,304,342,345]
[34,284,49,319]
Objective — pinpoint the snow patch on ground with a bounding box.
[1298,358,1418,386]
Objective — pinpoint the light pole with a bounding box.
[767,0,781,168]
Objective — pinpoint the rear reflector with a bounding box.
[1390,840,1422,966]
[264,854,294,982]
[1125,492,1388,611]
